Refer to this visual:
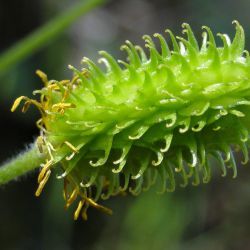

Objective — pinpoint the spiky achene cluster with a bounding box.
[12,21,250,219]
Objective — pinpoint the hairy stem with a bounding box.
[0,145,44,185]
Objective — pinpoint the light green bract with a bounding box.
[12,21,250,219]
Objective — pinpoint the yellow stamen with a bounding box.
[11,96,43,113]
[11,96,27,112]
[38,160,52,183]
[51,103,76,114]
[65,189,78,208]
[47,83,60,91]
[36,70,48,86]
[64,141,79,153]
[52,103,76,110]
[83,196,113,215]
[74,200,84,220]
[35,170,51,197]
[22,101,32,113]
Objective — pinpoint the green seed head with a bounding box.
[12,21,250,219]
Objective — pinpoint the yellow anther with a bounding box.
[47,83,60,91]
[35,169,51,197]
[64,141,79,153]
[38,160,52,183]
[51,103,76,114]
[52,103,76,109]
[22,101,32,113]
[36,70,48,86]
[65,189,78,208]
[11,96,43,113]
[11,96,26,112]
[74,200,84,220]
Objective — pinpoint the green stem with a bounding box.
[0,0,105,74]
[0,145,44,184]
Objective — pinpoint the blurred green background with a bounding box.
[1,0,250,249]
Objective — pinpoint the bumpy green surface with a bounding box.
[14,21,250,215]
